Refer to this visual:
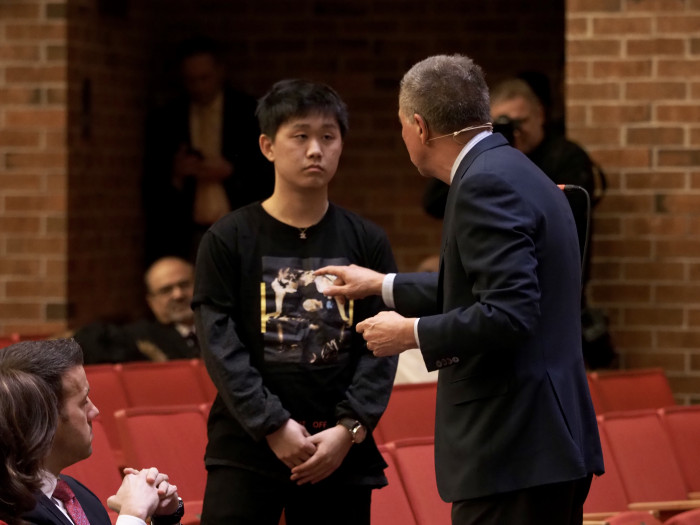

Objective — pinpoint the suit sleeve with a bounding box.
[415,171,542,371]
[193,230,290,441]
[393,271,440,317]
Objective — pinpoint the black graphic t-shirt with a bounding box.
[193,202,398,485]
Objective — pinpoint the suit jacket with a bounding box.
[143,86,274,263]
[22,475,110,525]
[124,319,200,360]
[394,133,604,502]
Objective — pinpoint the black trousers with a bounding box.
[200,465,372,525]
[451,475,593,525]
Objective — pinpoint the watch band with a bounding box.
[338,417,366,444]
[151,497,184,525]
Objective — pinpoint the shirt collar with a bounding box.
[449,130,492,183]
[39,469,59,500]
[174,323,195,338]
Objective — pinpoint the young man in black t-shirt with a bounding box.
[193,79,397,525]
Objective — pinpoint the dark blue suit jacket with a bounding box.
[22,475,110,525]
[394,133,604,502]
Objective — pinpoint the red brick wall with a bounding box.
[567,0,700,402]
[0,1,68,336]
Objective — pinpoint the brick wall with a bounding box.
[0,0,68,336]
[567,0,700,402]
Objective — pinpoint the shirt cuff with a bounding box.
[116,515,147,525]
[413,318,421,349]
[382,273,396,309]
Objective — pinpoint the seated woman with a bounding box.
[0,368,58,524]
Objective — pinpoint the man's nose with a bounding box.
[307,138,322,157]
[88,398,100,419]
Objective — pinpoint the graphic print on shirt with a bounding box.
[261,256,354,364]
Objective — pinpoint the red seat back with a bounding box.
[374,382,436,444]
[599,410,688,503]
[114,404,208,503]
[659,405,700,493]
[120,359,208,407]
[664,508,700,525]
[193,358,218,401]
[390,437,451,525]
[373,445,417,525]
[589,368,675,413]
[583,417,630,514]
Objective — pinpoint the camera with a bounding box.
[492,115,519,146]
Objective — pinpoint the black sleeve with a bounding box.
[193,230,290,441]
[335,222,399,430]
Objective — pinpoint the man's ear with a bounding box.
[259,134,275,162]
[413,113,430,144]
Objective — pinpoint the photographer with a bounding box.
[490,78,596,200]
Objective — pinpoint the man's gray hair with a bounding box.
[399,54,491,135]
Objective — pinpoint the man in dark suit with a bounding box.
[317,54,604,524]
[0,339,185,525]
[124,256,200,361]
[143,36,273,264]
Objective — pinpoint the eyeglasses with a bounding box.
[150,279,193,297]
[426,123,493,143]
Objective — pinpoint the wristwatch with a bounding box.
[152,497,184,525]
[338,417,367,444]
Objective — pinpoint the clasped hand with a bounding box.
[107,467,180,519]
[266,419,353,485]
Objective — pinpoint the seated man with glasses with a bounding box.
[71,256,199,364]
[124,256,200,361]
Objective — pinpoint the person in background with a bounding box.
[124,256,200,361]
[72,257,199,364]
[143,36,274,264]
[490,77,596,199]
[317,54,604,525]
[193,79,397,525]
[0,338,186,525]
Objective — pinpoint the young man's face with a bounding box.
[48,365,99,474]
[490,95,545,154]
[260,113,343,192]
